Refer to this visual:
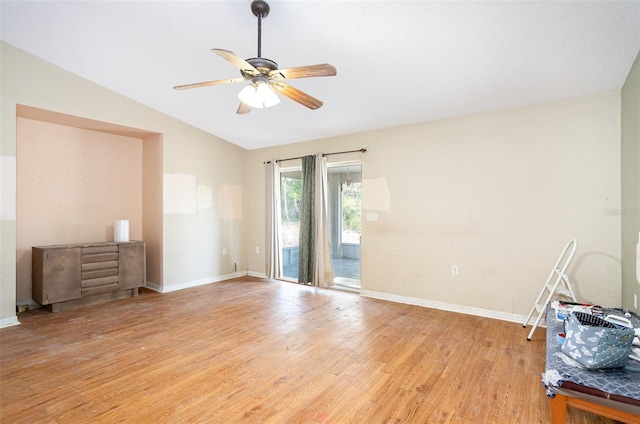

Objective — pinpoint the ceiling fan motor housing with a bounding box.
[242,57,279,79]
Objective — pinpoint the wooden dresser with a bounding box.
[32,241,146,312]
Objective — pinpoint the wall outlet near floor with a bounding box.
[452,265,459,276]
[222,248,227,256]
[255,247,260,254]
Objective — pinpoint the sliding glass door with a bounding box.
[279,169,302,280]
[278,163,362,288]
[327,164,361,289]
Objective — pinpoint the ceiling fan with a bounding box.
[173,0,337,114]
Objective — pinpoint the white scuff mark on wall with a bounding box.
[218,185,243,219]
[163,173,197,214]
[197,185,213,210]
[362,177,391,212]
[1,156,17,220]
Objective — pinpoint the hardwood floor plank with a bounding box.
[0,277,625,423]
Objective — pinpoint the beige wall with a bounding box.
[16,118,143,302]
[247,92,622,317]
[0,38,632,324]
[1,41,247,323]
[621,50,640,312]
[142,134,164,288]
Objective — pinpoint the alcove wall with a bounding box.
[15,105,163,303]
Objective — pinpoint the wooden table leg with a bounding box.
[550,394,568,424]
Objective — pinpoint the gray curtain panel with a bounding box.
[298,155,316,284]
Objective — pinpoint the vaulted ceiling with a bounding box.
[1,1,639,150]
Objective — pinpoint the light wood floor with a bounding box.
[1,277,622,423]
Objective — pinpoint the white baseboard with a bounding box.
[0,315,20,328]
[16,299,42,313]
[16,299,40,307]
[144,282,162,292]
[360,290,529,325]
[247,271,268,279]
[144,271,250,293]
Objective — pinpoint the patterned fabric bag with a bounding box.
[561,311,635,370]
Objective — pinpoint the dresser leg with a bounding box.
[550,394,568,424]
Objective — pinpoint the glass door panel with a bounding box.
[280,169,302,280]
[327,164,361,289]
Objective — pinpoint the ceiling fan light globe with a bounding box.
[256,82,280,107]
[238,82,280,108]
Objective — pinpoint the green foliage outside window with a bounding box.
[342,182,361,242]
[280,174,361,244]
[281,176,301,224]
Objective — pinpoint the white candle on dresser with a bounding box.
[114,220,130,242]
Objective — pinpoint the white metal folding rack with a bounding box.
[523,239,578,341]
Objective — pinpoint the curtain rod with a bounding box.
[263,148,367,165]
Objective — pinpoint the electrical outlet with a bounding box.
[634,293,638,310]
[452,265,459,275]
[256,247,260,254]
[222,248,227,256]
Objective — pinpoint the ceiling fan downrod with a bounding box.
[251,0,270,58]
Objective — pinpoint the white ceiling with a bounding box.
[1,1,639,150]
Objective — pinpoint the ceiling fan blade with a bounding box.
[269,64,337,80]
[237,102,252,114]
[173,77,245,90]
[212,49,260,75]
[270,81,323,110]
